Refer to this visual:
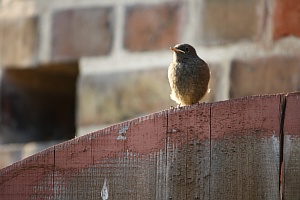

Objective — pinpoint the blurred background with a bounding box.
[0,0,299,168]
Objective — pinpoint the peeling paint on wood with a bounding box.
[101,177,108,200]
[210,94,282,200]
[1,93,299,199]
[117,125,129,141]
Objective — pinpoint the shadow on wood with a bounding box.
[0,92,299,199]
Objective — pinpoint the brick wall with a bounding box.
[0,0,300,165]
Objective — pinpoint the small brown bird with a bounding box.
[168,43,210,106]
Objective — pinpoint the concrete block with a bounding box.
[0,16,38,66]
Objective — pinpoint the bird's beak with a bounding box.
[170,47,185,54]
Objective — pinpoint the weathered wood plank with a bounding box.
[210,94,282,200]
[283,92,300,200]
[0,147,54,200]
[124,111,168,200]
[65,123,127,200]
[53,134,92,199]
[0,111,169,200]
[94,111,167,200]
[166,103,211,200]
[52,110,168,200]
[90,122,127,200]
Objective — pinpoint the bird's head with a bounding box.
[170,43,198,62]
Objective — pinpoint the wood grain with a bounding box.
[210,94,283,200]
[124,111,168,199]
[0,93,291,199]
[53,111,168,200]
[283,92,300,200]
[166,103,210,200]
[53,134,92,199]
[0,147,54,200]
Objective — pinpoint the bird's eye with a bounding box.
[185,47,189,52]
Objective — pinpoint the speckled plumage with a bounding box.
[168,43,210,105]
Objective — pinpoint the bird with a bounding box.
[168,43,210,106]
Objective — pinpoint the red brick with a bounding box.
[51,7,113,61]
[273,0,300,39]
[0,16,38,66]
[230,56,300,98]
[124,2,183,52]
[199,0,260,45]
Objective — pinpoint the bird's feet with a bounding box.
[176,103,183,109]
[170,104,182,109]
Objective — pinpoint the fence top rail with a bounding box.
[1,92,300,200]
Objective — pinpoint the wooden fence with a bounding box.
[0,92,299,200]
